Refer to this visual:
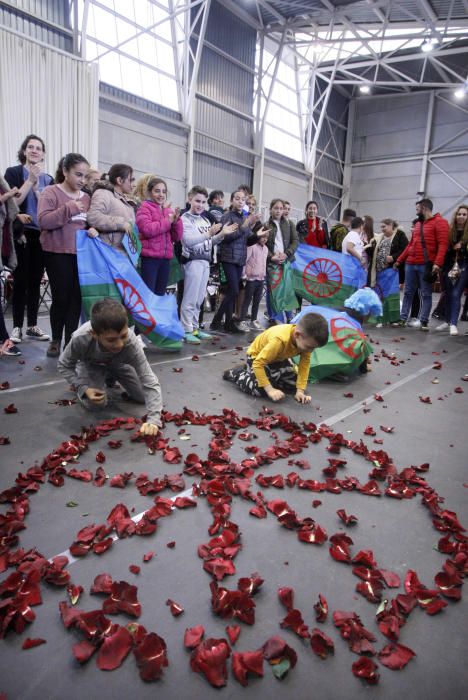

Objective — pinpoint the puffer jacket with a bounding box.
[87,183,136,252]
[217,210,255,266]
[266,216,298,262]
[136,200,183,259]
[397,213,449,268]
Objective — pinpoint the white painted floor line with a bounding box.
[2,345,249,395]
[48,346,466,568]
[51,487,195,565]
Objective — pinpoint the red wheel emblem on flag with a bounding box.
[302,258,342,298]
[115,278,156,335]
[269,265,283,290]
[330,317,366,360]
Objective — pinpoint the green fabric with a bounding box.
[168,256,183,285]
[380,292,400,324]
[291,266,357,309]
[268,261,298,313]
[293,328,373,384]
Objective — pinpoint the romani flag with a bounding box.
[291,305,373,383]
[290,243,367,308]
[268,261,298,313]
[372,267,400,324]
[76,230,184,351]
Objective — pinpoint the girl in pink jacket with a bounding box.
[136,177,183,295]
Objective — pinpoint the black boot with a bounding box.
[460,295,468,322]
[224,320,245,334]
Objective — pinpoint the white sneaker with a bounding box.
[238,321,250,331]
[435,322,449,332]
[10,327,22,343]
[407,318,421,328]
[26,325,50,341]
[376,323,383,328]
[449,325,459,336]
[250,320,262,330]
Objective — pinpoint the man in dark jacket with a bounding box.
[395,198,449,331]
[330,208,356,252]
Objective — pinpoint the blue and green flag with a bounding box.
[76,230,184,351]
[372,267,400,324]
[290,244,367,308]
[268,261,298,314]
[292,305,372,383]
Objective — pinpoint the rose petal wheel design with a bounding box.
[127,232,138,255]
[330,317,367,360]
[269,265,283,290]
[115,279,156,335]
[302,258,342,298]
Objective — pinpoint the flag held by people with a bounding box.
[290,244,367,308]
[76,230,184,351]
[268,261,298,314]
[372,267,400,324]
[291,305,373,383]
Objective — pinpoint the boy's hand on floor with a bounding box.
[295,389,311,404]
[85,387,106,405]
[265,386,285,402]
[140,422,159,436]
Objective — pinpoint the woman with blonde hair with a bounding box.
[435,203,468,336]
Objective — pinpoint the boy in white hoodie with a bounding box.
[180,186,238,344]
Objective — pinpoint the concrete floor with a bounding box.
[0,305,467,700]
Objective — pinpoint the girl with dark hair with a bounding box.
[4,134,54,344]
[0,175,20,356]
[87,163,135,254]
[265,198,298,322]
[210,190,266,333]
[435,204,468,336]
[38,153,90,357]
[136,177,183,296]
[296,200,329,248]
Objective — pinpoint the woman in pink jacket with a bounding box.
[136,177,183,295]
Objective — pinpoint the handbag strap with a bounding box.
[419,221,430,263]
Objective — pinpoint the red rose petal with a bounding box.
[90,573,113,594]
[419,395,432,404]
[96,625,133,670]
[225,625,241,645]
[129,565,140,575]
[337,508,358,526]
[232,650,264,686]
[0,436,11,445]
[184,625,205,649]
[374,394,384,402]
[0,381,10,390]
[3,403,18,414]
[190,637,231,687]
[172,367,183,372]
[67,584,84,605]
[134,632,169,681]
[73,639,97,664]
[352,657,380,684]
[380,569,401,588]
[278,586,294,611]
[191,355,200,361]
[378,642,416,669]
[143,551,155,562]
[343,392,354,398]
[102,580,142,618]
[166,598,184,616]
[22,637,46,649]
[310,628,334,659]
[95,451,106,463]
[314,594,328,623]
[167,541,176,549]
[454,387,464,394]
[280,609,309,639]
[173,496,197,508]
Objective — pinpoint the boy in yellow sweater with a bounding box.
[223,313,328,403]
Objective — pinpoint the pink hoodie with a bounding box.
[136,200,183,259]
[244,242,268,281]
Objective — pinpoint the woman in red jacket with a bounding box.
[136,177,183,296]
[296,200,329,248]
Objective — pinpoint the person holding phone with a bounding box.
[4,135,54,344]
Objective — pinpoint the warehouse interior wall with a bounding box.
[346,90,468,233]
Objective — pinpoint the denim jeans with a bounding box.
[444,264,468,325]
[400,264,433,323]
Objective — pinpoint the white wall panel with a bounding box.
[262,160,309,220]
[98,102,187,206]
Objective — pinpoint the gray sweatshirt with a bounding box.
[57,322,163,426]
[181,211,224,261]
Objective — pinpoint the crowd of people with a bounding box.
[1,134,467,367]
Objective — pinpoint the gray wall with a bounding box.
[0,0,72,51]
[347,90,468,234]
[98,84,188,206]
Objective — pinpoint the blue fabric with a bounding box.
[400,264,433,323]
[22,167,52,228]
[444,264,468,325]
[76,230,184,344]
[292,304,363,331]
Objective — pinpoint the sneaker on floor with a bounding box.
[26,325,50,341]
[391,319,406,327]
[449,324,459,336]
[1,339,22,356]
[46,341,60,357]
[407,318,421,328]
[225,321,245,334]
[250,320,262,330]
[223,366,243,382]
[185,332,201,344]
[238,321,250,331]
[194,329,212,340]
[10,327,22,343]
[376,323,383,329]
[435,322,449,332]
[209,321,225,333]
[420,321,429,332]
